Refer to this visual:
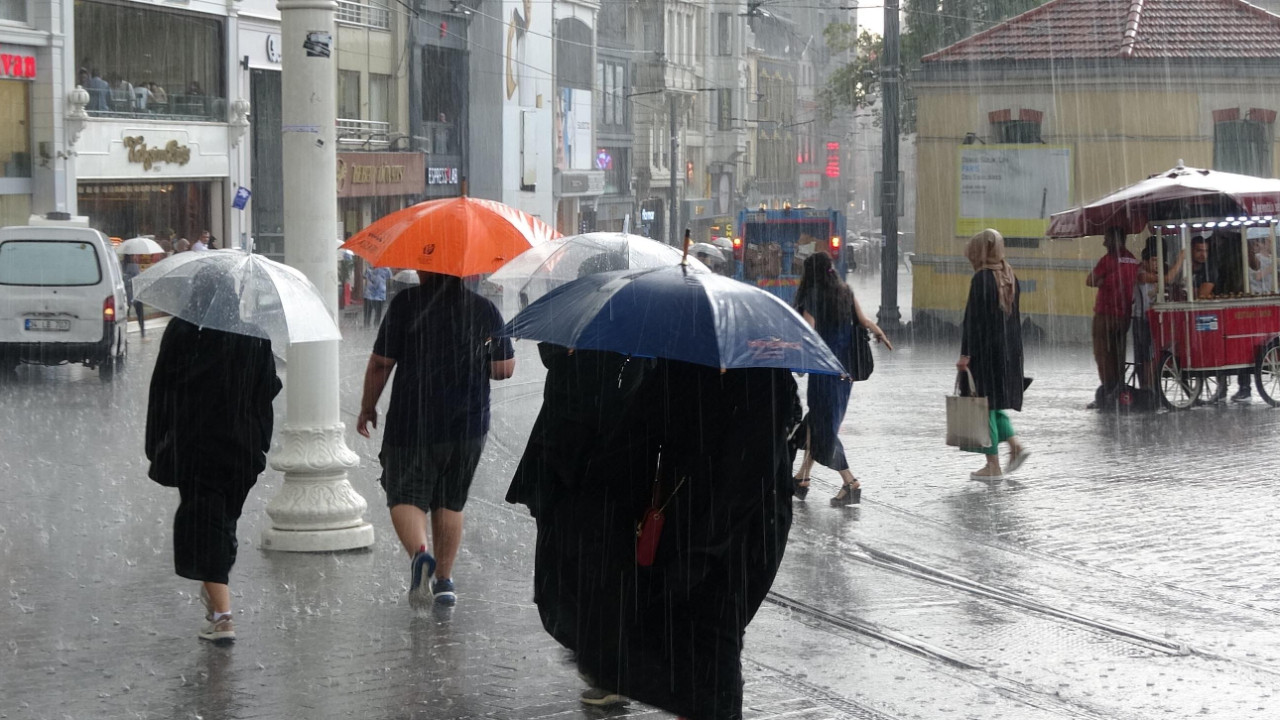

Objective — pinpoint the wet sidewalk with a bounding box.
[4,307,1280,719]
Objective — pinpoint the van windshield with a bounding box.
[0,240,104,286]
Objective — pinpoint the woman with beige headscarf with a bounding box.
[956,229,1029,480]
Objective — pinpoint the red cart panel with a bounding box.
[1152,300,1280,372]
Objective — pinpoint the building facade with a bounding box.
[912,0,1280,340]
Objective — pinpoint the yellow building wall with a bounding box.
[913,84,1250,333]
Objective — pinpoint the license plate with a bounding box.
[25,319,71,332]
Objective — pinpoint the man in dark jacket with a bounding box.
[146,271,281,645]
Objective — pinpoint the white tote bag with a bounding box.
[946,369,991,448]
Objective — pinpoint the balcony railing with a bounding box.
[86,91,227,123]
[336,0,391,30]
[336,118,392,147]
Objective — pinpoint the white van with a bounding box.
[0,214,129,381]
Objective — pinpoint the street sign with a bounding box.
[232,186,252,210]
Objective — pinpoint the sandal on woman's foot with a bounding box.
[830,481,861,506]
[793,477,810,500]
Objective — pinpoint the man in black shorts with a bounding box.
[357,272,515,607]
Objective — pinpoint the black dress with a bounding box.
[960,269,1024,411]
[561,361,799,720]
[506,344,651,651]
[145,319,281,584]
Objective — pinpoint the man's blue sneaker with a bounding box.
[432,577,456,606]
[410,546,436,605]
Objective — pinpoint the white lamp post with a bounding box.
[263,0,374,552]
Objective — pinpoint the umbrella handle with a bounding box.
[680,228,691,266]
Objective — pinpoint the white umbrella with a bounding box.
[489,232,709,305]
[688,242,727,263]
[116,236,165,255]
[393,269,420,285]
[132,249,341,350]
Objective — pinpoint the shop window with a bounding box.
[369,74,391,124]
[78,181,211,243]
[75,0,224,121]
[1215,111,1273,178]
[1,81,30,178]
[338,70,360,120]
[599,147,629,195]
[251,69,284,261]
[1,0,27,23]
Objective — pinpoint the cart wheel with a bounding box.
[1254,342,1280,407]
[1200,372,1229,404]
[1157,352,1200,410]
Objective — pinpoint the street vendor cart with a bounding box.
[1048,163,1280,409]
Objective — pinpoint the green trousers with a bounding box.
[962,410,1015,455]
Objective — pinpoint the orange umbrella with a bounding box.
[340,196,560,276]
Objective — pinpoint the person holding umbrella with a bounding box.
[121,254,146,339]
[342,197,551,609]
[504,261,843,720]
[145,268,282,644]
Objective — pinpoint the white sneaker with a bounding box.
[580,688,627,707]
[198,614,235,644]
[1005,448,1031,475]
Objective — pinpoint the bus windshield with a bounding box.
[736,210,845,303]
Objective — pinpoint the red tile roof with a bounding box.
[922,0,1280,63]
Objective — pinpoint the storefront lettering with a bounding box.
[0,53,36,79]
[428,167,459,185]
[123,136,192,170]
[350,164,406,184]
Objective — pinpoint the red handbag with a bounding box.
[636,462,686,567]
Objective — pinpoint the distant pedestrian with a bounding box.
[191,230,210,252]
[1086,227,1139,407]
[173,236,191,253]
[791,251,891,506]
[363,265,393,328]
[145,269,281,644]
[356,271,515,608]
[121,254,145,339]
[956,229,1028,480]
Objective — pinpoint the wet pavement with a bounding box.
[3,276,1280,720]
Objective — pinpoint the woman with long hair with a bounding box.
[792,251,891,506]
[956,229,1029,479]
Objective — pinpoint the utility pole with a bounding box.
[877,0,903,331]
[669,92,679,247]
[265,0,374,552]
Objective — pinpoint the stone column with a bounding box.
[263,0,374,552]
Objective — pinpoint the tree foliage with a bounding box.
[822,0,1051,131]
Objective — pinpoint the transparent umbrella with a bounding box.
[116,236,165,255]
[489,232,709,306]
[132,249,341,350]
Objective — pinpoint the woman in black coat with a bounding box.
[145,270,281,644]
[956,229,1029,480]
[562,361,799,720]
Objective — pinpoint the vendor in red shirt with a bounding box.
[1085,227,1140,406]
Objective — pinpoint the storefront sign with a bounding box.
[123,136,192,170]
[232,186,252,210]
[555,170,606,197]
[0,51,36,79]
[428,167,459,185]
[336,152,425,198]
[825,142,841,178]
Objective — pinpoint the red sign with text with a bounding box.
[825,142,840,179]
[0,53,36,79]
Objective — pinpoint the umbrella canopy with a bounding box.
[132,249,340,350]
[1048,163,1280,238]
[503,265,847,376]
[489,232,709,304]
[117,236,165,255]
[392,269,420,285]
[340,196,559,276]
[688,242,726,263]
